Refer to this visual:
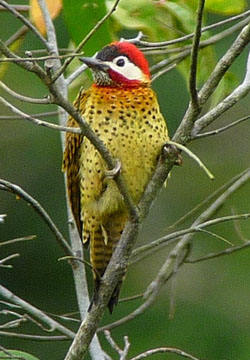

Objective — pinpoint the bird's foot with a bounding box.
[105,159,122,178]
[162,143,182,166]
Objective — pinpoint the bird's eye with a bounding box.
[116,58,125,67]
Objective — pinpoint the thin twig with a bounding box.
[0,331,68,341]
[173,22,250,144]
[198,23,250,108]
[0,110,58,120]
[168,168,250,229]
[192,45,250,136]
[98,290,158,333]
[58,256,93,272]
[186,239,250,263]
[36,0,105,358]
[189,0,205,110]
[0,0,49,50]
[104,330,123,356]
[197,228,233,246]
[165,141,214,180]
[0,5,29,12]
[5,25,28,47]
[0,80,51,104]
[151,63,177,82]
[132,10,250,48]
[0,38,47,79]
[147,16,250,57]
[130,347,202,360]
[0,179,73,257]
[0,96,80,133]
[101,170,250,332]
[66,63,88,86]
[150,17,250,74]
[194,114,250,139]
[131,214,250,264]
[0,52,84,63]
[0,253,20,268]
[52,0,121,82]
[0,285,75,338]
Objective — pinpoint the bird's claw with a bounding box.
[162,143,182,166]
[105,159,121,178]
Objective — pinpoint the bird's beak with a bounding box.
[79,57,110,72]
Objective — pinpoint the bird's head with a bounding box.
[80,42,150,88]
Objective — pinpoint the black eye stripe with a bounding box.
[96,46,131,64]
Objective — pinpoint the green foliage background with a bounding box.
[1,0,250,359]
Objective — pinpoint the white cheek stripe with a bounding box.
[106,61,145,81]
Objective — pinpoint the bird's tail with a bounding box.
[89,213,126,313]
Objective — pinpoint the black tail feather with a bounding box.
[88,279,122,314]
[107,282,122,314]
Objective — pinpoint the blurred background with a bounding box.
[1,0,250,359]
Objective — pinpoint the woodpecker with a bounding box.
[62,42,169,313]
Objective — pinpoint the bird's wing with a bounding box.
[62,90,89,238]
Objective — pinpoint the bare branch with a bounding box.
[101,170,250,332]
[130,347,202,360]
[98,292,156,333]
[5,25,28,47]
[192,45,250,136]
[0,96,80,134]
[0,310,27,329]
[0,285,75,338]
[137,169,250,312]
[151,63,177,82]
[0,5,29,12]
[0,53,84,63]
[0,80,51,104]
[150,16,250,76]
[198,23,250,108]
[0,110,58,120]
[194,114,250,139]
[0,253,20,268]
[52,0,121,82]
[0,0,49,50]
[165,141,214,180]
[64,145,178,357]
[189,0,205,111]
[0,179,73,257]
[0,331,68,341]
[35,1,106,358]
[147,15,250,58]
[104,332,130,360]
[168,168,250,229]
[131,213,250,265]
[104,330,124,357]
[0,38,47,79]
[37,0,59,56]
[186,239,250,263]
[173,22,250,143]
[66,63,88,86]
[132,10,250,48]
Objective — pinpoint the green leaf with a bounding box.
[184,0,246,14]
[110,0,160,40]
[62,0,112,55]
[0,35,26,79]
[205,0,247,15]
[0,350,39,360]
[164,2,197,34]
